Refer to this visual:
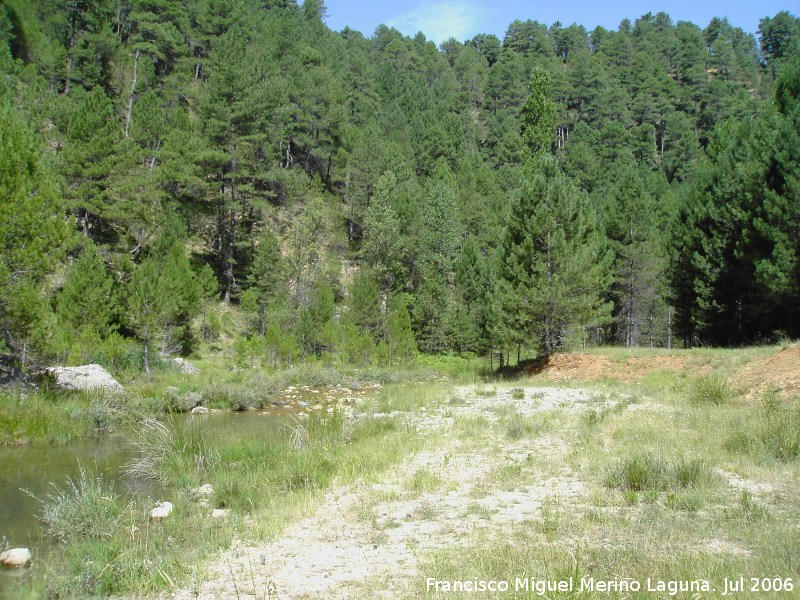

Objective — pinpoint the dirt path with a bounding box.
[167,386,607,600]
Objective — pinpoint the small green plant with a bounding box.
[506,420,526,440]
[725,490,770,522]
[124,418,218,484]
[761,403,799,462]
[537,497,560,535]
[475,387,497,398]
[505,415,549,440]
[665,489,705,511]
[37,466,127,544]
[622,490,638,504]
[672,457,713,488]
[607,454,714,493]
[407,468,444,493]
[511,387,525,400]
[690,375,735,405]
[607,454,669,491]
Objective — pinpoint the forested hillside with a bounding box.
[1,1,798,373]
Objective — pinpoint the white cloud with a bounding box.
[387,0,484,44]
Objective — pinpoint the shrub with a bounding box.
[672,457,713,488]
[506,420,527,440]
[38,467,127,544]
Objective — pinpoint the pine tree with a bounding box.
[344,270,383,341]
[124,258,170,380]
[521,65,557,158]
[603,168,667,346]
[494,158,612,355]
[199,24,268,302]
[56,244,118,339]
[360,171,405,290]
[62,87,122,241]
[246,227,284,335]
[386,293,417,363]
[0,101,70,361]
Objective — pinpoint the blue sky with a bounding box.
[322,0,796,44]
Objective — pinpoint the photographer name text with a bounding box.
[425,576,795,596]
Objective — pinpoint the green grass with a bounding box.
[4,381,426,599]
[690,375,736,405]
[725,395,800,463]
[606,454,714,491]
[6,346,798,599]
[406,468,446,494]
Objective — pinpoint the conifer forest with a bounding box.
[1,1,799,372]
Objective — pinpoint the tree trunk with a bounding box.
[667,307,673,349]
[124,49,141,138]
[143,337,151,381]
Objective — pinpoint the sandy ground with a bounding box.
[165,386,604,600]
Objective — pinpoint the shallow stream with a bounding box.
[0,411,290,560]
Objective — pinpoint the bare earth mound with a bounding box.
[541,353,689,383]
[736,347,800,400]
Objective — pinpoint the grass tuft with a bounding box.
[124,418,218,484]
[690,375,735,405]
[606,455,713,492]
[37,466,128,545]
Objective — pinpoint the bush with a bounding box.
[39,467,127,544]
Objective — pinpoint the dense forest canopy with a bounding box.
[0,0,798,372]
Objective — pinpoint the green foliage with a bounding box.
[386,294,417,363]
[361,171,406,289]
[56,245,118,340]
[671,97,800,344]
[0,2,792,367]
[39,466,126,545]
[521,66,557,159]
[124,417,217,484]
[494,157,612,355]
[606,454,713,491]
[0,100,70,361]
[62,87,122,240]
[345,270,382,338]
[246,227,284,334]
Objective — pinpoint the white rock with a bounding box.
[210,508,230,519]
[45,364,123,392]
[191,406,210,415]
[0,548,31,568]
[195,483,214,497]
[150,501,173,519]
[173,357,199,374]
